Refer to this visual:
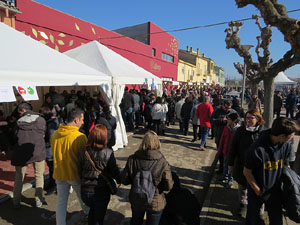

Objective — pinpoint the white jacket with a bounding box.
[151,103,168,121]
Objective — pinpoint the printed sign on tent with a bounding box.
[16,86,39,101]
[0,86,16,102]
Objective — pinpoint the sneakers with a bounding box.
[36,201,43,208]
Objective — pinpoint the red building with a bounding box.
[15,0,178,82]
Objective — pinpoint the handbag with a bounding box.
[85,150,117,195]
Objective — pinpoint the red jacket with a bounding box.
[217,125,237,155]
[196,103,214,127]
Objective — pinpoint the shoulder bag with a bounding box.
[85,150,117,195]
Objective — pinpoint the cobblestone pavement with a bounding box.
[0,124,218,225]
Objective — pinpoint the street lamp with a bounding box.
[240,45,254,109]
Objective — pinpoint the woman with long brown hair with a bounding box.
[78,124,120,225]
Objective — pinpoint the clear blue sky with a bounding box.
[33,0,300,80]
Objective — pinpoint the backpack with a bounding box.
[130,159,158,206]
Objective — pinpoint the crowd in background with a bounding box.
[0,84,299,225]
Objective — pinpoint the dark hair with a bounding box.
[39,106,53,120]
[227,112,240,123]
[87,124,107,149]
[270,117,299,136]
[17,102,32,112]
[224,100,232,106]
[102,104,111,114]
[66,108,83,123]
[125,87,129,92]
[156,97,162,104]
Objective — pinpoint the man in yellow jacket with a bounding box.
[51,108,88,225]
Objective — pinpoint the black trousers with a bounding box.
[192,124,201,140]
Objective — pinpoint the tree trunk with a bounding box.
[263,76,275,128]
[250,81,258,95]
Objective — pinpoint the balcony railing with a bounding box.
[0,0,15,6]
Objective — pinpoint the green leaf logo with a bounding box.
[75,23,80,31]
[21,31,26,34]
[49,34,54,44]
[81,43,85,45]
[32,28,38,38]
[69,40,74,47]
[55,45,59,51]
[59,33,66,37]
[57,40,65,45]
[27,87,34,95]
[40,40,46,45]
[92,27,96,35]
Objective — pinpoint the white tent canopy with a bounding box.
[274,72,296,85]
[64,40,162,85]
[0,23,111,86]
[65,41,163,150]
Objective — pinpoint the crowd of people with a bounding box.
[0,84,299,225]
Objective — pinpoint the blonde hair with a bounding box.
[139,131,161,151]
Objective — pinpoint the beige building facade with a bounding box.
[178,46,223,86]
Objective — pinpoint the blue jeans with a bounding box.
[200,127,210,147]
[56,180,88,225]
[81,187,111,225]
[130,207,163,225]
[223,155,233,181]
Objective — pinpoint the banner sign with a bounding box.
[16,86,39,101]
[0,86,16,102]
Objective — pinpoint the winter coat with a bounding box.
[78,147,120,192]
[175,99,185,120]
[180,102,193,120]
[152,103,168,121]
[196,102,214,128]
[273,94,283,110]
[144,103,154,122]
[120,92,134,111]
[210,107,236,146]
[50,124,87,181]
[96,114,117,148]
[248,97,262,113]
[280,166,300,223]
[286,93,298,111]
[190,104,200,125]
[45,117,59,160]
[217,124,240,156]
[132,93,141,112]
[11,111,46,167]
[227,124,264,185]
[121,149,174,212]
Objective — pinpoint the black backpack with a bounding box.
[129,159,158,206]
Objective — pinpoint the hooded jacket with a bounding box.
[50,124,87,181]
[11,111,46,166]
[121,149,173,212]
[227,124,265,185]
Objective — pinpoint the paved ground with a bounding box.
[0,122,299,225]
[0,124,218,225]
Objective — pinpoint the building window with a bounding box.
[162,52,174,63]
[152,48,156,57]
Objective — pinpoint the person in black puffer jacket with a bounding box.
[227,109,265,217]
[78,124,120,225]
[96,105,117,149]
